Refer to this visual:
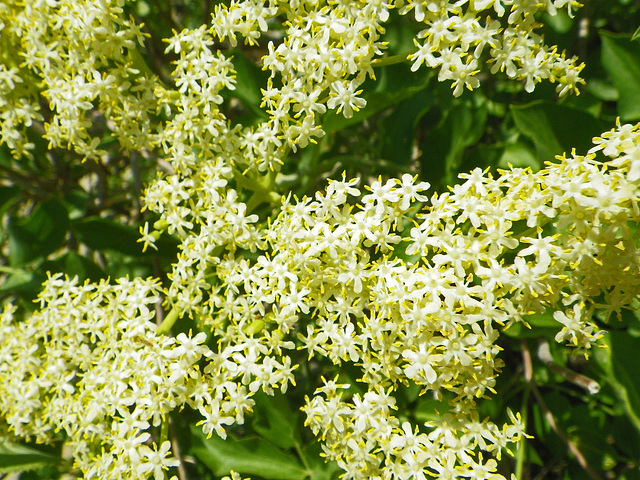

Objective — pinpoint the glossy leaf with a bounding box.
[229,49,269,121]
[0,442,59,474]
[600,32,640,121]
[419,100,488,188]
[502,312,560,339]
[41,251,107,283]
[190,426,308,480]
[380,88,435,167]
[0,268,46,295]
[323,63,433,134]
[301,441,340,480]
[7,197,69,266]
[72,218,179,258]
[251,392,300,450]
[511,101,607,161]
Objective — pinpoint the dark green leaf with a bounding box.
[229,49,269,118]
[502,312,562,339]
[612,414,640,460]
[190,426,308,480]
[72,218,179,258]
[0,269,46,295]
[542,11,573,34]
[496,142,539,170]
[600,31,640,121]
[0,185,19,212]
[41,251,107,283]
[414,396,450,424]
[595,331,640,433]
[300,441,340,480]
[586,78,619,103]
[380,88,435,166]
[7,197,69,266]
[511,101,607,161]
[252,392,300,450]
[419,100,488,188]
[63,189,90,220]
[0,442,59,474]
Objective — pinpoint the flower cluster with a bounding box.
[209,0,585,154]
[0,0,154,160]
[0,275,181,478]
[1,0,638,479]
[178,125,637,478]
[2,121,639,479]
[1,0,585,162]
[0,273,285,479]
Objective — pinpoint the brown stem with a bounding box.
[169,416,188,480]
[521,340,602,480]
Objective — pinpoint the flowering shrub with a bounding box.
[1,1,640,480]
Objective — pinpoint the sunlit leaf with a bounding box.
[0,442,59,474]
[252,392,300,450]
[7,197,69,266]
[511,101,607,161]
[190,426,308,480]
[600,31,640,121]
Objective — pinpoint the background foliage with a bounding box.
[1,1,640,479]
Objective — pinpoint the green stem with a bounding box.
[245,190,264,213]
[294,441,312,475]
[515,382,530,480]
[160,415,169,445]
[157,307,180,335]
[372,51,416,67]
[236,168,281,212]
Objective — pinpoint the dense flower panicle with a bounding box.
[0,0,156,160]
[1,0,584,163]
[192,128,637,478]
[2,122,640,479]
[0,275,279,478]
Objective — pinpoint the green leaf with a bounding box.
[0,442,59,474]
[497,142,539,170]
[190,426,308,480]
[41,251,107,283]
[0,268,46,295]
[419,100,488,188]
[502,312,561,339]
[229,49,269,119]
[600,31,640,121]
[63,189,90,220]
[380,88,435,166]
[0,185,19,212]
[595,331,640,433]
[252,392,300,450]
[7,197,69,266]
[584,78,619,103]
[414,396,451,423]
[300,441,340,480]
[72,218,179,258]
[511,101,607,161]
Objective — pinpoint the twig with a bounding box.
[203,0,211,25]
[169,416,188,480]
[537,340,600,394]
[521,340,602,480]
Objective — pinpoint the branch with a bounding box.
[521,340,602,480]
